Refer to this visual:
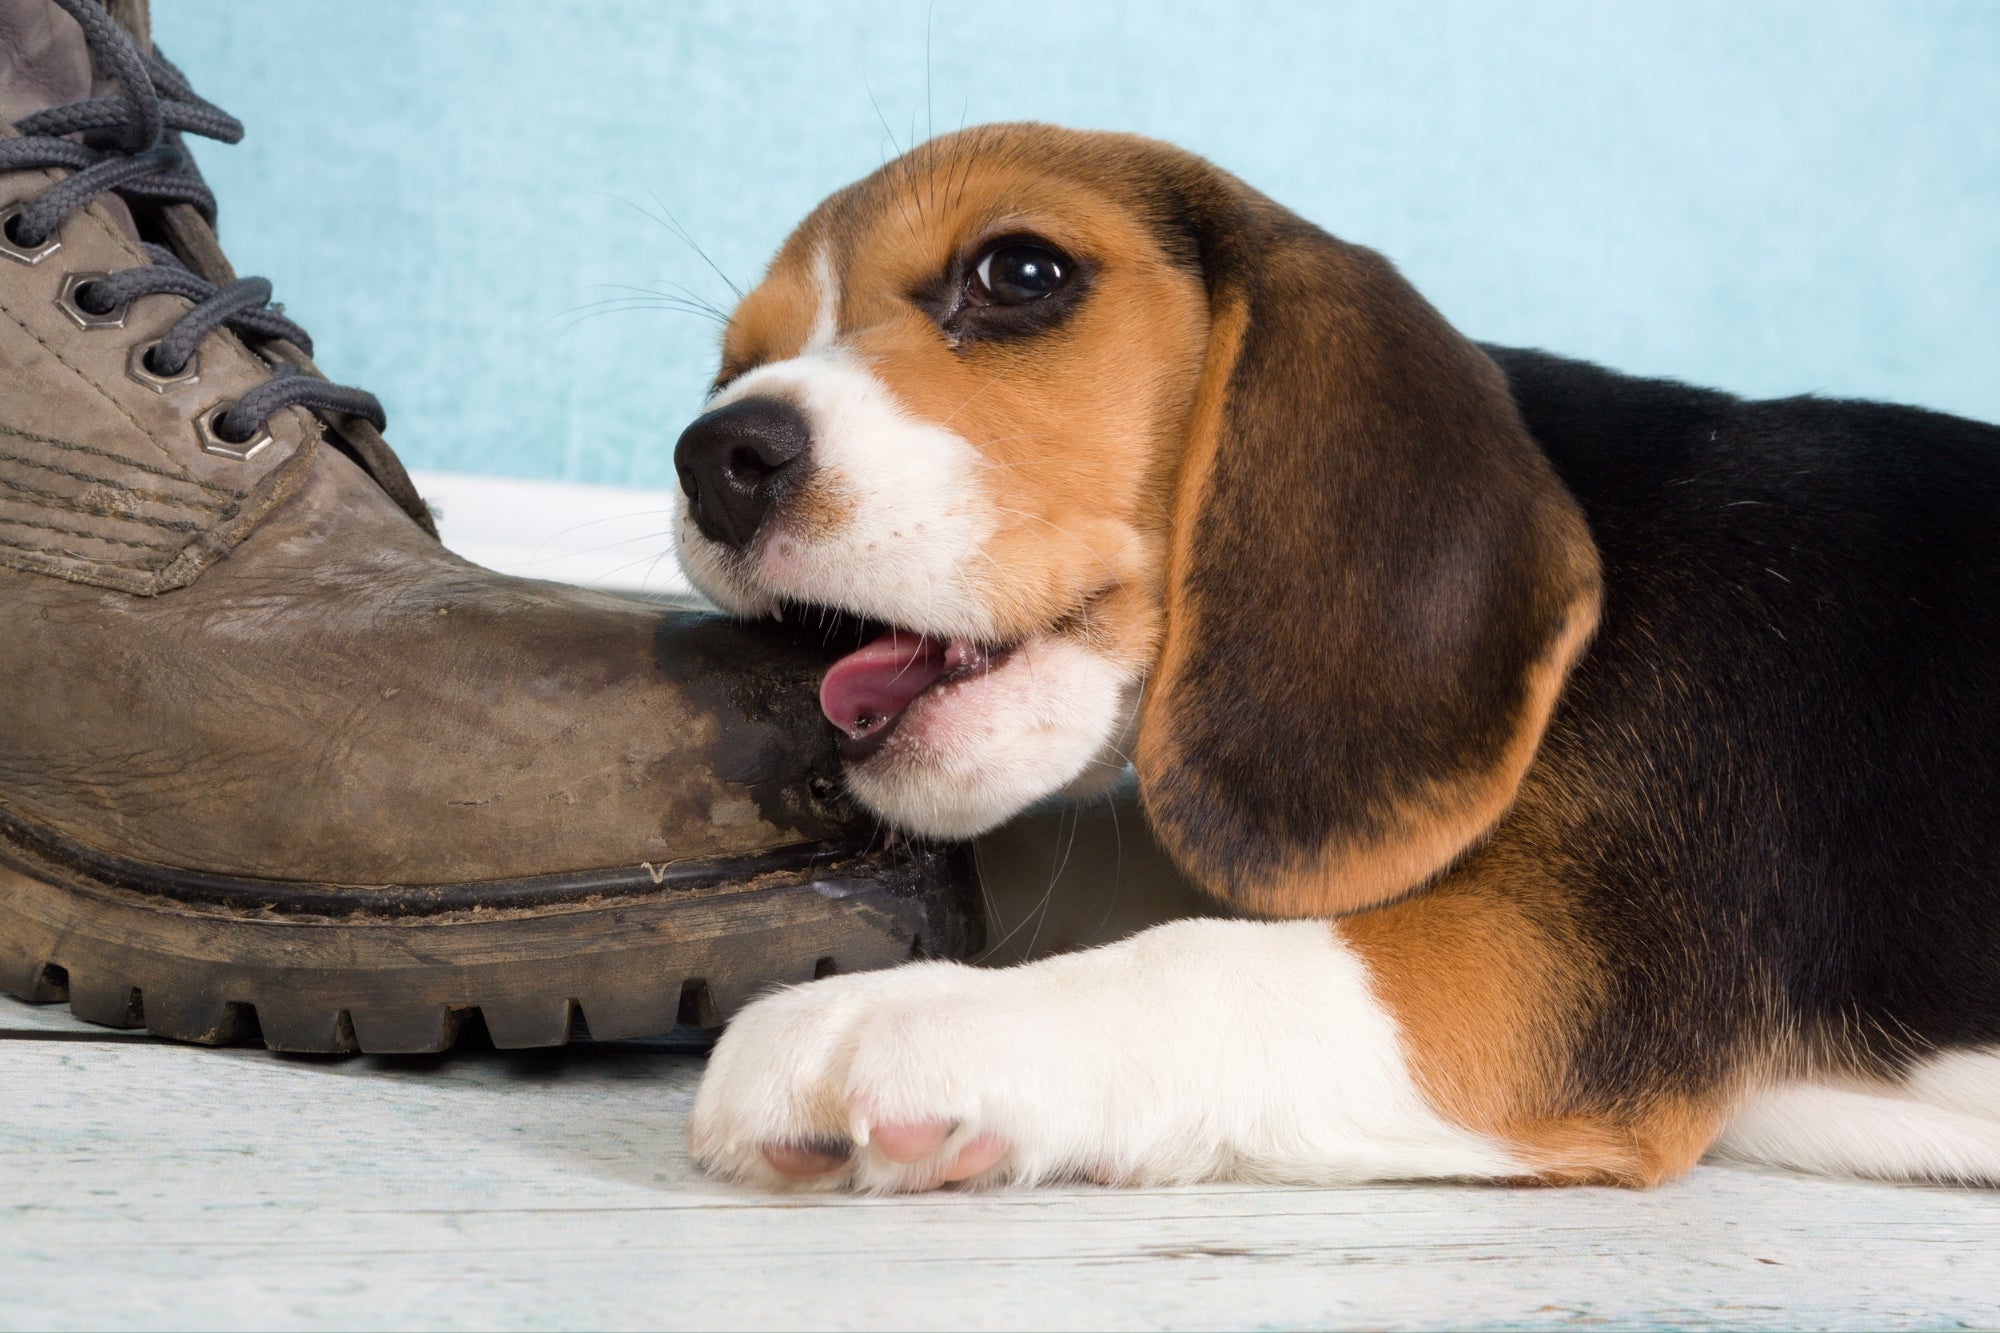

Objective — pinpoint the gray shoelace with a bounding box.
[0,0,385,446]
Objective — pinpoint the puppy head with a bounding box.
[675,124,1600,914]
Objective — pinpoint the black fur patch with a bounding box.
[1482,347,2000,1092]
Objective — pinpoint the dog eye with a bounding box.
[973,243,1067,305]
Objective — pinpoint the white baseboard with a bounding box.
[411,469,698,598]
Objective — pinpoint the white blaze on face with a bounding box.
[682,349,1002,643]
[806,243,840,352]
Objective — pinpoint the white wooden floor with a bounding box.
[5,993,1999,1332]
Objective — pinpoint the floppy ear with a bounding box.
[1133,171,1602,918]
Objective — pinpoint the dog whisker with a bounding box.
[1088,788,1129,943]
[941,370,1010,426]
[582,279,733,322]
[642,185,745,300]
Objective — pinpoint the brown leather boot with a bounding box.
[0,0,976,1052]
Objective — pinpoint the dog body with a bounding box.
[673,125,2000,1191]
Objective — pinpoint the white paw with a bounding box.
[687,962,1082,1193]
[687,919,1525,1193]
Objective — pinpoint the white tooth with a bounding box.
[771,606,784,623]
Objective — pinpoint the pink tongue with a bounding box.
[819,630,954,738]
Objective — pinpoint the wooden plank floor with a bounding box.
[5,994,1998,1331]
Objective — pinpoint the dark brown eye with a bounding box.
[973,243,1067,304]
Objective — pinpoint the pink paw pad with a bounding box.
[871,1119,954,1164]
[860,1119,1011,1184]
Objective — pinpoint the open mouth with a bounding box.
[817,625,1015,764]
[762,586,1130,838]
[779,584,1110,768]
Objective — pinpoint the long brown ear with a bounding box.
[1134,167,1601,918]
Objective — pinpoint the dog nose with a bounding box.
[674,398,812,550]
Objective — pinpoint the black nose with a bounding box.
[674,398,812,550]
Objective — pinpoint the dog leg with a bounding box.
[687,917,1524,1192]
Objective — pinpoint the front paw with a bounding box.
[688,918,1532,1193]
[686,963,1020,1192]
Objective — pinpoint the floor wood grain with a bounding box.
[5,994,1998,1332]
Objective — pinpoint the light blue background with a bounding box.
[151,1,1999,487]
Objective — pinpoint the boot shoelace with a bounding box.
[0,0,384,446]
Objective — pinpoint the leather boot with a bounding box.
[0,0,977,1052]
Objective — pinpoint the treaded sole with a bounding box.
[0,844,978,1054]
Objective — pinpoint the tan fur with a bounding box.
[777,473,856,545]
[1343,854,1725,1187]
[721,251,824,375]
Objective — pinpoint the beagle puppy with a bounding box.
[672,124,2000,1192]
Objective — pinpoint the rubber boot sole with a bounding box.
[0,829,978,1054]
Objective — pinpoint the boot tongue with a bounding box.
[818,630,953,740]
[1,0,146,244]
[0,0,93,127]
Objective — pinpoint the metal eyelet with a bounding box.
[0,204,61,265]
[55,272,127,330]
[195,401,273,462]
[126,340,200,393]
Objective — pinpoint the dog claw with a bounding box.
[940,1133,1009,1182]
